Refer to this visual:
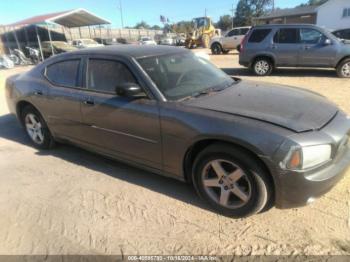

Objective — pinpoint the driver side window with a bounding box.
[227,29,238,37]
[300,29,324,44]
[87,59,138,94]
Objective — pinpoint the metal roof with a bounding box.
[256,5,318,20]
[7,8,110,28]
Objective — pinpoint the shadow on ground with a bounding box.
[0,114,211,212]
[221,67,338,78]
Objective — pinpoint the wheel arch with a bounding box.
[210,41,223,50]
[183,138,275,192]
[16,100,40,126]
[336,55,350,68]
[251,54,276,67]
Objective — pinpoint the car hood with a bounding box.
[185,81,338,133]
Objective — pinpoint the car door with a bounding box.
[298,28,337,67]
[44,56,87,141]
[222,29,240,49]
[271,28,301,66]
[79,56,162,169]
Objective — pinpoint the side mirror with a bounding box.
[324,39,332,45]
[116,83,142,97]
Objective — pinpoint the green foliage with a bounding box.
[215,15,233,31]
[234,0,272,26]
[172,20,193,34]
[134,21,151,29]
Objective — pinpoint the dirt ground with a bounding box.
[0,51,350,256]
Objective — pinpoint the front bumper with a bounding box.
[274,144,350,209]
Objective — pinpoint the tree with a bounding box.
[172,20,193,34]
[215,15,233,31]
[151,25,162,30]
[134,21,151,29]
[234,0,272,26]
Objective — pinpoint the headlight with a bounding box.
[281,145,332,171]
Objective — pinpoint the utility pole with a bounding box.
[205,8,207,17]
[230,4,236,29]
[117,0,124,28]
[272,0,275,11]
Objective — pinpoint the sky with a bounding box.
[0,0,307,27]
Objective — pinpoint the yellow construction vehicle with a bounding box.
[185,17,219,49]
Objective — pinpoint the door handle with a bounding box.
[271,45,277,49]
[83,100,95,106]
[34,91,43,96]
[304,46,311,50]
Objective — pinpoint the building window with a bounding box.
[343,8,350,18]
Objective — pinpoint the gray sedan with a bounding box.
[5,46,350,217]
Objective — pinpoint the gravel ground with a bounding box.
[0,52,349,256]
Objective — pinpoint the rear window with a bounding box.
[274,28,299,44]
[46,60,80,87]
[248,29,271,43]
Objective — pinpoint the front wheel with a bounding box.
[21,105,55,149]
[211,43,222,55]
[192,143,272,218]
[252,58,273,76]
[336,58,350,78]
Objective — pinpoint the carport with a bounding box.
[2,8,110,60]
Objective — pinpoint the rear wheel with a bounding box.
[211,43,222,54]
[252,58,273,76]
[336,58,350,78]
[192,143,272,218]
[202,34,210,48]
[21,105,55,149]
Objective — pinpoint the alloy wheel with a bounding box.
[255,60,270,75]
[201,159,252,209]
[25,113,44,145]
[341,62,350,77]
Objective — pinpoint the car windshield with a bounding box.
[137,52,236,100]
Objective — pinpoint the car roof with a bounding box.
[252,24,322,29]
[57,45,189,59]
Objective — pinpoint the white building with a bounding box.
[317,0,350,30]
[257,0,350,30]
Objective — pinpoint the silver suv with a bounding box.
[210,27,250,54]
[239,24,350,78]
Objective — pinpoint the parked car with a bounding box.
[333,28,350,40]
[139,36,157,46]
[72,39,104,48]
[210,27,251,54]
[5,46,350,218]
[159,37,174,46]
[41,41,77,58]
[239,24,350,78]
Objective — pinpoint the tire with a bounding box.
[211,43,222,55]
[21,105,55,149]
[336,58,350,78]
[202,34,210,48]
[252,57,273,76]
[192,143,272,218]
[236,45,241,52]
